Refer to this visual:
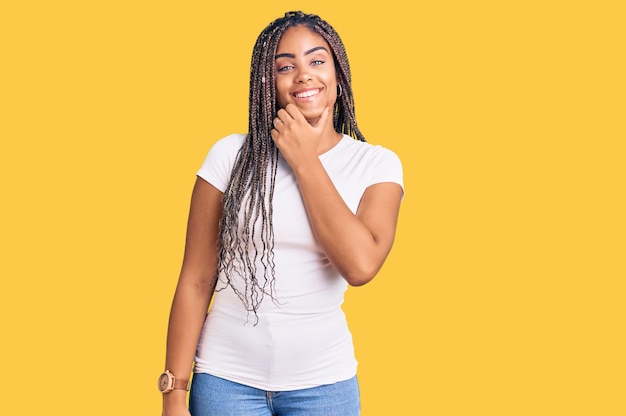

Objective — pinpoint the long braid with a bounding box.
[218,11,365,321]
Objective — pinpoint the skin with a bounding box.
[162,24,402,416]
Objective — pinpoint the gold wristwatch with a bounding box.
[157,370,190,393]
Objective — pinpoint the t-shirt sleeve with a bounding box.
[196,134,246,193]
[370,147,405,196]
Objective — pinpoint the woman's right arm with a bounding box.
[162,177,223,416]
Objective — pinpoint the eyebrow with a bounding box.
[275,46,329,60]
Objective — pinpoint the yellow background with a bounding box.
[1,1,624,414]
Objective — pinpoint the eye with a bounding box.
[276,64,294,73]
[311,60,325,66]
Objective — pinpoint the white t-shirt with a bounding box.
[193,133,404,391]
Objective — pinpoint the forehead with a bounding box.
[276,25,330,52]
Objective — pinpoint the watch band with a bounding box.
[173,378,190,391]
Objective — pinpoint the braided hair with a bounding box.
[217,11,365,319]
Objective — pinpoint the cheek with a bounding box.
[326,78,338,101]
[324,71,338,92]
[275,79,289,107]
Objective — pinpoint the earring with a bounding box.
[337,84,343,97]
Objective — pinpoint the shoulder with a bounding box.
[341,136,402,166]
[196,134,247,192]
[342,136,404,190]
[208,133,247,156]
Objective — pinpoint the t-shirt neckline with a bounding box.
[319,134,350,160]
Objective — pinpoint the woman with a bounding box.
[160,11,404,416]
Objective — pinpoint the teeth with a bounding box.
[294,89,319,98]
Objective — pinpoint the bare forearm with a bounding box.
[165,278,215,384]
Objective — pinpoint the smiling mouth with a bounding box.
[293,89,321,98]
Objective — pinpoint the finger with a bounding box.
[273,117,283,129]
[277,108,294,122]
[284,104,304,122]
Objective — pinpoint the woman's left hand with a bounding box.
[270,103,331,171]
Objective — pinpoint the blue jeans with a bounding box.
[189,373,360,416]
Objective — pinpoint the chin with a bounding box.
[300,107,325,122]
[302,114,322,126]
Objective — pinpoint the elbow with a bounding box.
[193,273,218,295]
[331,244,393,286]
[341,262,382,287]
[346,276,373,287]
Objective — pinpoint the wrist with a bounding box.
[162,388,188,403]
[292,157,323,179]
[158,370,190,394]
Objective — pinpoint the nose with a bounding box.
[295,66,312,83]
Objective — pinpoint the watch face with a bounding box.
[158,373,169,391]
